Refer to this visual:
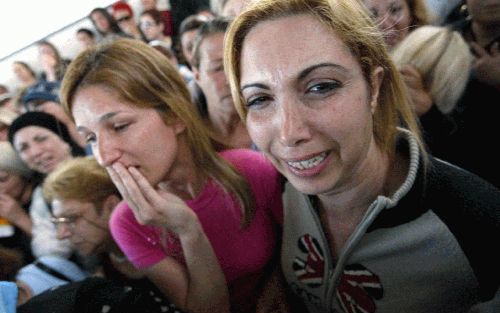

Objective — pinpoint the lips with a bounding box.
[34,155,56,172]
[286,152,328,170]
[283,151,331,178]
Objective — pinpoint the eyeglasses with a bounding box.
[50,215,82,228]
[140,21,155,29]
[116,15,132,23]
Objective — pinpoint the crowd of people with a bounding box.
[1,0,499,312]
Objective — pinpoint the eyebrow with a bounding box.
[76,111,123,132]
[241,62,347,92]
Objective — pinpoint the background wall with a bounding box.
[0,0,153,91]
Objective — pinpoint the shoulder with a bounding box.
[220,149,283,202]
[109,201,137,230]
[427,157,500,212]
[422,157,500,238]
[425,157,500,299]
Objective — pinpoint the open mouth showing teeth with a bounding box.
[287,152,328,170]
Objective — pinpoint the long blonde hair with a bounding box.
[224,0,427,158]
[391,26,472,114]
[60,38,255,227]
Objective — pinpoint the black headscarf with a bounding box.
[8,111,85,158]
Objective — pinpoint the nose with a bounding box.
[56,223,72,240]
[277,97,312,147]
[26,142,43,161]
[94,133,121,167]
[380,12,398,31]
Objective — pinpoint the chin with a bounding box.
[286,177,329,196]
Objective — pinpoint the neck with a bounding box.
[318,143,393,219]
[208,107,242,134]
[207,109,251,149]
[159,135,207,201]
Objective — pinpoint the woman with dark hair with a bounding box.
[89,7,128,42]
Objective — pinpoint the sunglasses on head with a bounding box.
[116,15,132,23]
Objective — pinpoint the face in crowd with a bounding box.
[238,14,384,195]
[13,126,71,174]
[194,32,234,111]
[363,0,412,48]
[52,198,113,256]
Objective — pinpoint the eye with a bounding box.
[85,133,96,145]
[245,94,272,109]
[17,144,28,153]
[34,135,48,143]
[113,123,129,132]
[307,81,341,95]
[210,65,224,73]
[389,4,402,15]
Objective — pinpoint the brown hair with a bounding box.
[60,38,255,227]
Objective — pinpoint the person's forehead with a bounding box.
[200,33,224,55]
[17,125,54,137]
[14,126,59,145]
[52,198,91,215]
[114,9,130,18]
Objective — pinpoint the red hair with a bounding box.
[112,1,133,16]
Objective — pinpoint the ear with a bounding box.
[369,66,384,114]
[171,117,186,135]
[64,141,72,155]
[192,66,201,83]
[101,194,121,217]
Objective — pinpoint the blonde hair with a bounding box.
[391,26,472,114]
[224,0,426,158]
[43,156,119,212]
[60,38,254,227]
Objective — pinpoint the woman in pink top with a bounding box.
[60,38,283,313]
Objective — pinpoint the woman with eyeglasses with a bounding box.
[140,9,173,48]
[39,156,185,312]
